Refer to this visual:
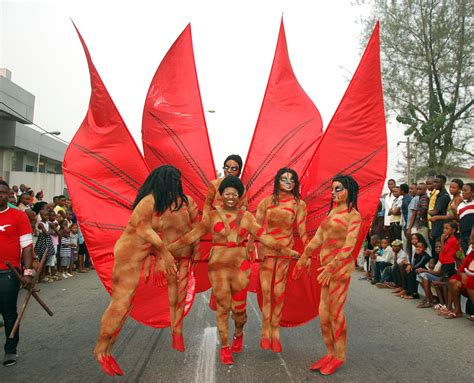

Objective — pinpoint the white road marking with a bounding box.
[194,326,217,383]
[248,299,295,383]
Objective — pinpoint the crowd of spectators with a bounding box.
[358,176,474,321]
[7,183,93,282]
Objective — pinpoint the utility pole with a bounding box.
[397,138,418,183]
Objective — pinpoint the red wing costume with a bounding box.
[65,21,386,332]
[63,24,195,328]
[142,24,215,293]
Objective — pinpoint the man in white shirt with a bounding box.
[383,179,396,238]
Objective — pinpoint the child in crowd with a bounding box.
[35,208,57,282]
[457,183,473,254]
[398,240,431,299]
[59,221,72,279]
[360,234,378,280]
[69,223,79,275]
[381,239,408,288]
[17,193,31,211]
[372,237,394,284]
[416,257,443,307]
[439,221,460,278]
[49,210,61,280]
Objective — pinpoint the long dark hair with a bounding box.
[328,174,359,213]
[133,165,188,214]
[271,168,300,206]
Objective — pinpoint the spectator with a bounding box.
[439,221,460,279]
[18,184,26,196]
[457,183,474,254]
[377,239,408,288]
[59,221,72,279]
[371,237,394,284]
[7,190,18,209]
[361,234,379,281]
[35,208,56,283]
[53,195,67,220]
[388,186,402,241]
[0,180,34,367]
[16,193,30,212]
[446,230,474,320]
[427,176,438,230]
[35,191,44,202]
[416,257,443,308]
[383,179,396,239]
[11,185,19,201]
[69,223,79,275]
[429,175,451,259]
[408,183,429,255]
[399,240,431,300]
[400,183,413,253]
[431,178,464,223]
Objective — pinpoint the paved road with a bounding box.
[1,270,473,382]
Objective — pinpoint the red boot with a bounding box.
[310,354,334,371]
[172,333,185,352]
[220,346,234,365]
[260,337,271,350]
[231,334,244,353]
[319,357,344,375]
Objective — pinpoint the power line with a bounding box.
[0,101,71,145]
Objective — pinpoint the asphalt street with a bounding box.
[0,270,473,382]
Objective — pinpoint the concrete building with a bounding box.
[0,68,67,201]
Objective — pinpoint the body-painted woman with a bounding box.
[94,166,198,376]
[255,168,307,352]
[294,175,361,376]
[169,176,299,365]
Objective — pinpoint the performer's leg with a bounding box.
[270,258,290,352]
[319,286,335,357]
[259,257,275,344]
[230,261,250,353]
[94,250,144,373]
[209,270,232,348]
[174,258,190,334]
[329,276,351,361]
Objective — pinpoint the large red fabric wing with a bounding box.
[241,18,323,213]
[63,24,194,328]
[142,24,215,292]
[291,23,387,326]
[241,19,323,326]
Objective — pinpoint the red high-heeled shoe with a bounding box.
[260,337,271,350]
[172,333,185,352]
[220,346,234,365]
[310,354,334,371]
[271,337,282,353]
[231,334,244,353]
[320,357,344,375]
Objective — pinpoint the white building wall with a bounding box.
[8,171,66,202]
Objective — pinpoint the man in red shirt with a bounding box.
[0,180,34,367]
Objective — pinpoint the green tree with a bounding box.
[361,0,473,175]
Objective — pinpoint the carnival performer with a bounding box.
[254,168,307,352]
[293,175,361,376]
[168,176,299,365]
[94,165,199,376]
[203,154,248,218]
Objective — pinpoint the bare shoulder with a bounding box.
[258,196,272,208]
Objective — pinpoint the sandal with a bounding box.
[468,315,474,321]
[445,311,463,319]
[417,301,433,308]
[403,295,414,300]
[438,307,450,316]
[433,304,445,310]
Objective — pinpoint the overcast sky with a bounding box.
[1,0,404,181]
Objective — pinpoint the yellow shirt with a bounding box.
[428,189,439,229]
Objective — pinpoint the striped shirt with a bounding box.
[458,200,474,234]
[60,236,71,258]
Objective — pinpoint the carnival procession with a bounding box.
[1,1,473,382]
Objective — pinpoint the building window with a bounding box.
[25,164,35,172]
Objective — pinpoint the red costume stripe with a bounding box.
[276,234,292,241]
[269,229,283,235]
[348,226,359,234]
[331,256,353,275]
[334,317,346,341]
[335,209,349,215]
[282,207,296,215]
[257,227,265,236]
[330,284,342,297]
[234,302,246,311]
[232,289,248,302]
[321,247,352,263]
[333,218,347,227]
[337,279,351,301]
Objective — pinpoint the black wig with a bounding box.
[223,154,243,177]
[328,174,359,213]
[133,165,188,214]
[271,167,300,206]
[218,175,245,197]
